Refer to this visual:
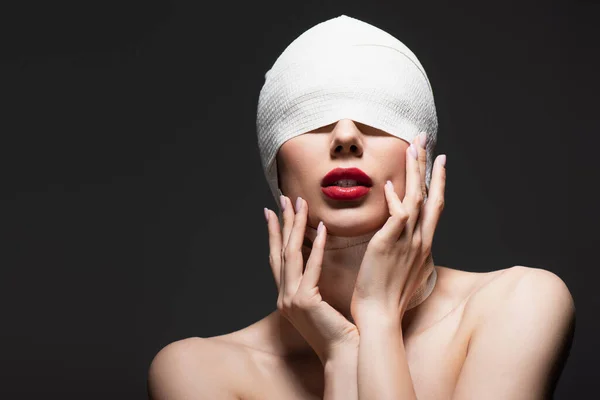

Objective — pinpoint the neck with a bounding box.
[300,224,437,322]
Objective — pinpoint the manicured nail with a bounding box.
[264,208,270,222]
[418,132,427,149]
[386,180,394,189]
[295,197,303,212]
[439,154,447,167]
[409,144,418,159]
[317,221,324,235]
[279,195,286,211]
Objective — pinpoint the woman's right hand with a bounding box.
[264,195,359,365]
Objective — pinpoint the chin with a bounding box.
[320,210,387,237]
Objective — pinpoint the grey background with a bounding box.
[0,0,598,398]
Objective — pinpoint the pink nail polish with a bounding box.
[279,195,286,211]
[409,144,418,159]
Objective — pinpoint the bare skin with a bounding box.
[148,265,574,399]
[148,121,575,399]
[213,264,515,399]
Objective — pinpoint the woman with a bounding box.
[148,15,575,399]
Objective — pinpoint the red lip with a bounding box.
[321,185,371,200]
[320,167,373,201]
[321,167,373,187]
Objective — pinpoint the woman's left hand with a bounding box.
[350,133,447,326]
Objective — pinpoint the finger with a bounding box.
[384,179,404,216]
[280,195,295,249]
[420,154,446,247]
[265,208,283,292]
[298,221,326,291]
[404,143,424,235]
[376,181,410,243]
[415,133,428,201]
[283,197,308,294]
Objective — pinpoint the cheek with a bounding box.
[378,145,409,194]
[277,142,321,191]
[285,140,322,170]
[379,145,408,174]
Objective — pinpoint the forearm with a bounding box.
[357,316,417,400]
[323,345,359,400]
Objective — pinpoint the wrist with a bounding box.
[353,307,402,333]
[324,339,359,367]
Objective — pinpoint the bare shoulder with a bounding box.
[507,266,574,308]
[463,265,576,329]
[147,336,254,400]
[451,266,576,398]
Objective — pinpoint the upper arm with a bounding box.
[147,337,240,400]
[452,267,576,400]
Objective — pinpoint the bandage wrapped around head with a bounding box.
[256,15,438,220]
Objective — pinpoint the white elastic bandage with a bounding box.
[256,15,438,216]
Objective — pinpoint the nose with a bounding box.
[329,119,364,158]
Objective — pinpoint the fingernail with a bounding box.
[264,207,270,222]
[418,132,427,149]
[317,221,324,235]
[295,197,303,212]
[439,154,447,167]
[409,144,418,159]
[386,180,394,189]
[279,195,286,211]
